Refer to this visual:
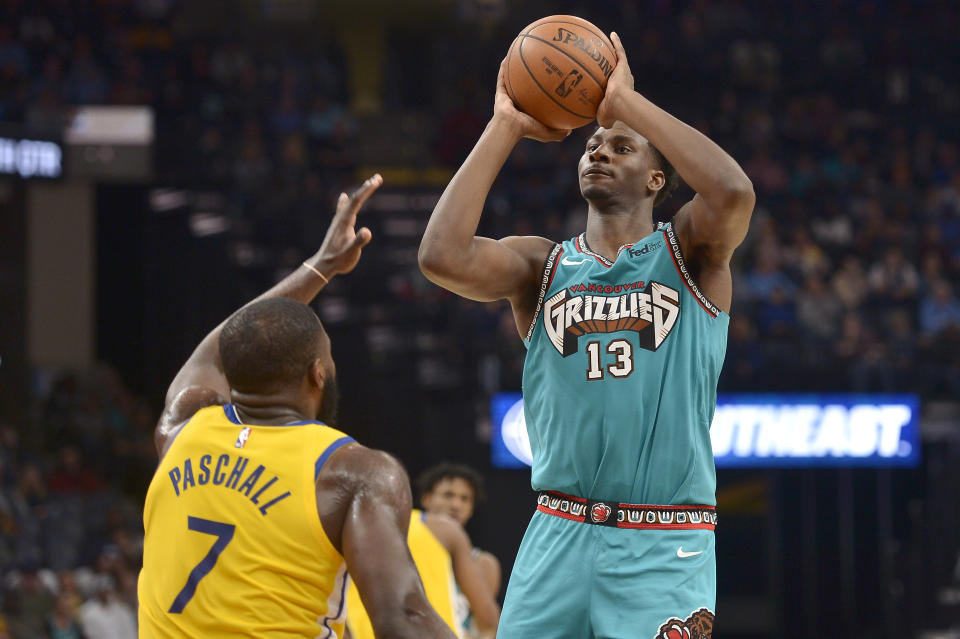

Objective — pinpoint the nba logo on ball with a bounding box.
[590,502,612,523]
[505,15,616,130]
[235,427,251,449]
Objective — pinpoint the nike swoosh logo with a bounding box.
[677,547,703,558]
[561,256,590,266]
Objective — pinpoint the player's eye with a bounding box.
[616,145,632,153]
[586,144,599,152]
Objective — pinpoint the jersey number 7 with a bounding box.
[169,516,236,613]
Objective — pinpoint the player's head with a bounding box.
[219,298,338,425]
[578,121,679,208]
[417,462,485,526]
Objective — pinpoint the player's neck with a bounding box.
[584,203,655,259]
[230,392,315,425]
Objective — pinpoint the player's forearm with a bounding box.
[472,601,500,637]
[611,90,754,210]
[418,117,521,278]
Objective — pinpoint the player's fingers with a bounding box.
[524,114,570,142]
[334,192,349,216]
[347,174,383,215]
[610,32,628,64]
[352,227,373,249]
[540,128,572,142]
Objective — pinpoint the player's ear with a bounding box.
[309,359,326,390]
[648,169,665,195]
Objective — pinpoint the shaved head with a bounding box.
[219,298,326,394]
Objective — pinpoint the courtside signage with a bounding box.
[711,394,920,467]
[491,393,920,469]
[0,136,63,179]
[490,392,532,469]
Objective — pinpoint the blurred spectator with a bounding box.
[7,566,56,639]
[76,575,136,639]
[46,591,87,639]
[831,256,868,311]
[919,279,960,337]
[796,276,843,344]
[744,253,795,301]
[47,449,101,497]
[867,246,920,306]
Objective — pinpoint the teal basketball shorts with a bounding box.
[497,491,717,639]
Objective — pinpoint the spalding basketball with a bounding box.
[505,15,616,130]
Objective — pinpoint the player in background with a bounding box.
[344,505,500,639]
[418,462,502,637]
[418,31,754,639]
[139,175,457,639]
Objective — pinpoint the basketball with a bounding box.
[505,15,616,130]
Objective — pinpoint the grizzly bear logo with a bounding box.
[656,608,714,639]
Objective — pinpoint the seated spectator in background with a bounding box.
[47,448,101,496]
[756,285,798,336]
[782,228,829,281]
[6,565,55,639]
[831,256,868,310]
[77,575,135,639]
[834,313,892,391]
[722,316,763,389]
[55,571,83,613]
[46,591,86,639]
[796,275,843,345]
[744,253,795,301]
[919,279,960,337]
[867,246,919,307]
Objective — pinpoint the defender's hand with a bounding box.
[596,32,635,128]
[312,174,382,277]
[493,57,571,143]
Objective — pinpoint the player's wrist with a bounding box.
[303,255,335,283]
[488,112,526,143]
[601,83,632,122]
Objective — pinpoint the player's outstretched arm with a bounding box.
[597,34,754,302]
[154,175,383,455]
[425,514,501,638]
[319,447,458,639]
[418,59,568,308]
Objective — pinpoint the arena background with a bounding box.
[1,0,959,637]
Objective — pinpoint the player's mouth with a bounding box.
[582,167,613,178]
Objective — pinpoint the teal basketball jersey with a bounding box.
[521,224,729,506]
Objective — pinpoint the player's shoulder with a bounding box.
[156,385,227,458]
[318,443,409,500]
[500,235,556,263]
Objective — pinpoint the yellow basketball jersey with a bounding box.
[139,404,355,638]
[345,510,460,639]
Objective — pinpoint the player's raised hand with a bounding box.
[494,58,571,143]
[314,174,382,277]
[596,32,635,128]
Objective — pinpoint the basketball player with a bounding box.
[344,506,500,639]
[138,175,457,639]
[418,462,502,636]
[418,32,754,639]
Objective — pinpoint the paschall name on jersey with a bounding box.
[167,454,292,516]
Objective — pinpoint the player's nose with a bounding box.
[588,143,610,162]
